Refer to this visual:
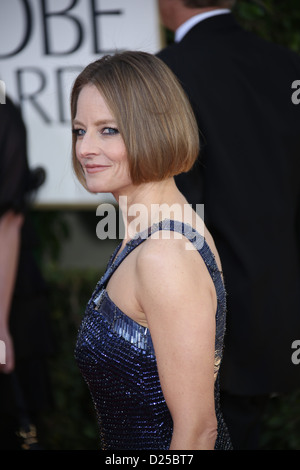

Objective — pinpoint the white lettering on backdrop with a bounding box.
[0,0,161,206]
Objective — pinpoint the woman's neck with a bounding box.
[114,178,188,244]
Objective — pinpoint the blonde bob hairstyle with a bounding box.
[71,51,200,187]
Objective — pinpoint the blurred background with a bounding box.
[1,0,300,450]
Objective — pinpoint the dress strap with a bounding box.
[97,218,221,287]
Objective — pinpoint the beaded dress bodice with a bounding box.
[74,220,232,450]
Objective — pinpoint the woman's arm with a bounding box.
[0,210,24,373]
[136,236,218,450]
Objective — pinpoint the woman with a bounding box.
[72,51,232,450]
[0,97,53,449]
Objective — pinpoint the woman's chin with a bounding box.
[85,181,108,194]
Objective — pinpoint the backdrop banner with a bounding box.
[0,0,161,207]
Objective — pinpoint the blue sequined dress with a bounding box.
[75,220,233,450]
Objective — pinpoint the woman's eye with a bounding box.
[102,127,119,135]
[72,128,85,137]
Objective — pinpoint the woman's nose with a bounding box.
[78,131,98,159]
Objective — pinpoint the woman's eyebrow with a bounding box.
[72,118,117,127]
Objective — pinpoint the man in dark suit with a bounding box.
[157,0,300,449]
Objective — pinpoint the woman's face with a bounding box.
[73,84,132,196]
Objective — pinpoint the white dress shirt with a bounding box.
[175,9,231,43]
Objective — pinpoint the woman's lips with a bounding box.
[85,164,111,174]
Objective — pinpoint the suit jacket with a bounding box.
[157,13,300,395]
